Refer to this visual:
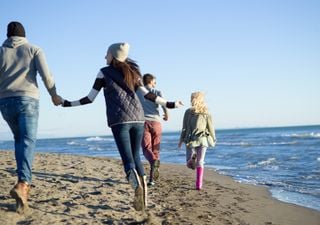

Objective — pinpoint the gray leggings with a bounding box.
[186,146,207,167]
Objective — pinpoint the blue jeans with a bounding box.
[0,96,39,183]
[111,122,145,177]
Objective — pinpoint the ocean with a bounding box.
[1,125,319,211]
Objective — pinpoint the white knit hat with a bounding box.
[107,42,130,62]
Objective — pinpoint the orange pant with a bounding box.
[141,120,162,163]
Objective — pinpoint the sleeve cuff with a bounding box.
[63,100,72,107]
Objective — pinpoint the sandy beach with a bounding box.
[0,150,319,225]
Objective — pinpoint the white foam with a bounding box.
[283,132,320,138]
[86,136,110,142]
[270,188,320,211]
[258,157,276,166]
[67,141,78,145]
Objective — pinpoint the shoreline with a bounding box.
[0,150,319,224]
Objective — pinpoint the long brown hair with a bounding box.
[111,58,142,91]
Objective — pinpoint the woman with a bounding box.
[62,42,183,211]
[178,92,216,190]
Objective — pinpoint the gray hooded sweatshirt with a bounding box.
[0,36,56,100]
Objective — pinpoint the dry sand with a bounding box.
[0,150,319,225]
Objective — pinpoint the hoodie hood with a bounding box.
[2,36,28,48]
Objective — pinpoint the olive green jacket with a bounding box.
[179,108,216,148]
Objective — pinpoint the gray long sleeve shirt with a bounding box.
[0,36,56,100]
[137,87,168,122]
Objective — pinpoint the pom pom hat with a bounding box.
[107,42,130,62]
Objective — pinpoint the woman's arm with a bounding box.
[63,71,105,107]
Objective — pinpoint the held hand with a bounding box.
[163,113,169,121]
[51,95,63,106]
[175,101,184,108]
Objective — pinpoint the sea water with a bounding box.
[1,125,319,211]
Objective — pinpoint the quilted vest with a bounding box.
[100,66,145,127]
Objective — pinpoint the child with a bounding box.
[137,73,169,186]
[178,92,216,190]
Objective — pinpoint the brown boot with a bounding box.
[153,160,160,181]
[10,181,30,214]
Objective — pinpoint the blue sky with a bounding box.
[1,0,319,140]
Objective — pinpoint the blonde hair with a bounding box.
[191,92,208,114]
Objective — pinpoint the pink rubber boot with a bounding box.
[196,167,204,190]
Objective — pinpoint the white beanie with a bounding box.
[107,42,130,62]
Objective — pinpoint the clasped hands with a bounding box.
[51,95,64,106]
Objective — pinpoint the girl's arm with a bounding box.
[207,114,216,143]
[178,110,189,148]
[137,86,183,109]
[63,71,105,107]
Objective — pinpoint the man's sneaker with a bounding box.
[147,181,155,186]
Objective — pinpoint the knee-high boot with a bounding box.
[127,169,145,211]
[196,167,204,190]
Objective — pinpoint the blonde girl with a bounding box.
[178,92,216,190]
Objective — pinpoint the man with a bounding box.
[0,21,62,213]
[138,73,169,186]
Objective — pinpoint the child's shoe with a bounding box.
[187,154,197,170]
[147,180,155,186]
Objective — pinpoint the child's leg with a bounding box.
[196,146,207,168]
[150,121,162,162]
[195,146,207,190]
[186,147,196,169]
[141,122,153,164]
[145,121,162,183]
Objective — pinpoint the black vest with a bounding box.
[100,66,144,127]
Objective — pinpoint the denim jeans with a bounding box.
[111,122,145,177]
[0,96,39,183]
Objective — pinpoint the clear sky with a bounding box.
[1,0,319,140]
